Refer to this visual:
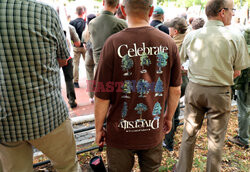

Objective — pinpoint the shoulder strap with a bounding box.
[154,23,163,29]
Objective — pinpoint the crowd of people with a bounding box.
[0,0,249,172]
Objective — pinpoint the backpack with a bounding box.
[154,23,164,30]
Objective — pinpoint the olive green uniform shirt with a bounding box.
[89,10,127,63]
[180,20,250,86]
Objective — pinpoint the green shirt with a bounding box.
[180,20,250,86]
[89,10,127,63]
[0,0,70,142]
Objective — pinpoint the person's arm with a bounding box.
[163,86,181,134]
[94,96,110,147]
[69,25,81,47]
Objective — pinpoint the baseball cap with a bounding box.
[87,14,96,24]
[153,6,164,15]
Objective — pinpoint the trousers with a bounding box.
[176,82,231,172]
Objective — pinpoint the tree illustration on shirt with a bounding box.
[136,79,150,97]
[122,80,133,99]
[152,102,162,120]
[154,77,163,97]
[156,52,168,74]
[121,102,128,120]
[140,52,151,73]
[135,103,147,120]
[121,54,134,76]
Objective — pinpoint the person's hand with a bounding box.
[181,66,187,75]
[163,119,172,134]
[95,127,106,147]
[83,43,87,50]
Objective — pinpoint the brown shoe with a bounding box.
[228,135,249,149]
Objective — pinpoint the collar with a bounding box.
[101,10,114,16]
[205,20,225,27]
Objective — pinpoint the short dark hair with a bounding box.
[152,13,163,20]
[123,0,153,16]
[205,0,227,18]
[189,17,194,25]
[191,18,205,30]
[76,6,86,16]
[105,0,119,8]
[167,17,187,34]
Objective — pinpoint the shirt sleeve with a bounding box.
[69,25,80,43]
[233,34,250,71]
[94,38,115,100]
[179,33,191,64]
[170,43,182,87]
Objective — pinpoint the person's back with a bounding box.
[150,6,169,34]
[94,0,181,171]
[89,13,126,57]
[70,6,86,41]
[0,1,80,171]
[0,0,69,141]
[96,26,181,148]
[88,0,127,72]
[176,0,249,171]
[182,22,248,86]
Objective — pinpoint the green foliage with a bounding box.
[152,102,162,116]
[134,103,147,115]
[140,52,151,66]
[136,79,150,97]
[193,156,207,170]
[157,0,248,8]
[122,80,133,94]
[121,102,128,118]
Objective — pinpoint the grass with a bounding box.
[34,107,249,172]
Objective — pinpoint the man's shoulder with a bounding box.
[114,17,127,26]
[14,0,55,11]
[70,18,84,25]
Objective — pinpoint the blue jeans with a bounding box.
[236,88,250,145]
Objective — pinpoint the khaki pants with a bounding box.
[106,143,162,172]
[0,119,81,172]
[85,50,95,99]
[176,82,231,172]
[73,47,86,83]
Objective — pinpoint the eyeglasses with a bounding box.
[218,8,236,13]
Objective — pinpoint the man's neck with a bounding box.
[103,6,116,14]
[208,16,223,23]
[127,16,150,28]
[77,14,84,18]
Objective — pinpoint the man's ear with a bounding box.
[149,6,154,17]
[121,5,127,17]
[175,29,178,35]
[219,9,226,18]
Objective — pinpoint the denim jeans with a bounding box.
[236,88,250,145]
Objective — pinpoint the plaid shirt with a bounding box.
[0,0,70,142]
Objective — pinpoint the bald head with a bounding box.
[123,0,153,16]
[205,0,228,18]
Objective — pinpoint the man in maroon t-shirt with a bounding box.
[94,0,181,171]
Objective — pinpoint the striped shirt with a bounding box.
[0,0,70,142]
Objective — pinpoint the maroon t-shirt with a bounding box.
[94,26,181,150]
